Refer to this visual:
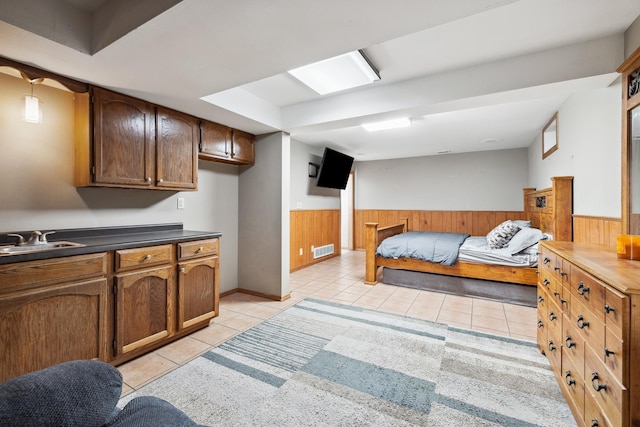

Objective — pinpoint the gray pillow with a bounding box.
[486,220,520,249]
[506,227,544,255]
[0,360,122,427]
[512,220,531,228]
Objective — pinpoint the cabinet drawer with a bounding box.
[584,346,626,427]
[0,253,108,293]
[561,350,585,417]
[604,288,628,338]
[178,238,218,260]
[585,391,615,427]
[570,298,605,351]
[570,268,605,323]
[562,316,585,379]
[115,244,172,272]
[539,248,556,282]
[604,328,625,384]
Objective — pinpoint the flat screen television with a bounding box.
[316,147,354,190]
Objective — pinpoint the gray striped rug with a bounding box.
[122,299,576,426]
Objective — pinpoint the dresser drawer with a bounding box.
[539,248,556,280]
[585,391,615,427]
[115,244,172,272]
[604,288,628,339]
[177,238,218,261]
[570,268,605,323]
[585,345,626,427]
[546,300,563,371]
[561,349,585,417]
[563,316,585,379]
[604,328,625,384]
[570,298,605,351]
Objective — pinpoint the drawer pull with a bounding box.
[548,312,557,321]
[604,304,615,314]
[577,315,590,329]
[553,290,560,297]
[591,420,599,427]
[560,298,567,306]
[537,320,544,328]
[180,267,186,273]
[538,295,544,304]
[564,371,575,386]
[565,335,576,348]
[577,282,590,295]
[543,278,550,287]
[560,271,567,277]
[543,257,550,265]
[554,266,560,271]
[591,372,607,392]
[604,348,615,358]
[548,341,556,352]
[143,254,152,260]
[196,246,204,253]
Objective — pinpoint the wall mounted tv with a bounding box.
[316,147,354,190]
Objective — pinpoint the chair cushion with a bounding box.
[0,360,122,427]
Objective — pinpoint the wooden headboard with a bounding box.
[523,176,573,241]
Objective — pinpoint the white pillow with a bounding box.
[486,220,520,249]
[506,227,544,255]
[512,220,531,228]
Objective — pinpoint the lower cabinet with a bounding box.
[0,253,110,382]
[0,236,220,380]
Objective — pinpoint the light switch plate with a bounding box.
[177,197,185,209]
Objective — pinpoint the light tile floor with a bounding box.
[118,249,537,395]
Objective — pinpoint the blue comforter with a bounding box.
[375,231,470,266]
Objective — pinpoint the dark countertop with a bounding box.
[0,223,221,265]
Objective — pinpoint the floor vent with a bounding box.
[313,244,334,259]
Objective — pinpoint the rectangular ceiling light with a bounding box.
[288,50,380,95]
[361,117,412,132]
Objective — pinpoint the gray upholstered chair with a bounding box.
[0,360,203,427]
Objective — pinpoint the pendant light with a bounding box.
[22,75,44,123]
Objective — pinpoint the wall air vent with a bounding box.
[313,244,334,259]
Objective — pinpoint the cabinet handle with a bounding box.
[564,371,575,386]
[180,267,186,273]
[158,178,164,184]
[146,177,152,182]
[538,295,544,304]
[196,246,203,253]
[548,341,556,352]
[144,254,152,260]
[577,281,590,295]
[565,335,576,348]
[591,372,607,392]
[560,298,567,306]
[543,278,550,287]
[543,257,550,265]
[591,420,599,427]
[577,315,590,329]
[560,271,567,277]
[548,312,557,321]
[553,290,560,297]
[537,320,544,328]
[554,266,560,271]
[604,348,615,358]
[604,304,615,314]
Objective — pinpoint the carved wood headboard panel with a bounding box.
[523,176,573,241]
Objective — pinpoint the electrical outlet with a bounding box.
[177,197,185,210]
[299,248,303,256]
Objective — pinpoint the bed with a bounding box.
[364,176,573,286]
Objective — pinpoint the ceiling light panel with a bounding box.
[288,50,380,95]
[362,117,412,132]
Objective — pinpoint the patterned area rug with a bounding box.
[122,299,576,426]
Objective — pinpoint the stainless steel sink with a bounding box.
[0,241,86,256]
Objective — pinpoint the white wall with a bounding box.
[527,82,622,217]
[0,71,240,292]
[238,132,290,299]
[355,148,529,211]
[289,138,341,210]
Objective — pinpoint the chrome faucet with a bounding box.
[5,230,56,246]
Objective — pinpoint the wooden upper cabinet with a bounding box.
[156,107,198,190]
[199,119,255,165]
[92,87,156,187]
[75,87,198,191]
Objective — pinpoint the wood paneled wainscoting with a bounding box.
[354,210,528,250]
[573,215,622,248]
[290,209,341,271]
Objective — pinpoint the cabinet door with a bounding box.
[156,107,198,190]
[177,257,218,330]
[115,266,174,355]
[92,87,156,187]
[0,278,109,382]
[231,129,255,164]
[200,120,232,160]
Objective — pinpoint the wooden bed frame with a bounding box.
[364,176,573,286]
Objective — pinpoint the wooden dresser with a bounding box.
[537,241,640,427]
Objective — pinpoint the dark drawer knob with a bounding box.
[560,271,568,277]
[543,257,551,265]
[577,281,590,295]
[565,335,576,348]
[591,420,599,427]
[553,290,560,297]
[565,371,575,386]
[577,315,590,329]
[543,278,550,287]
[537,320,544,328]
[591,372,607,392]
[549,312,557,321]
[548,341,556,352]
[604,348,615,358]
[604,304,615,314]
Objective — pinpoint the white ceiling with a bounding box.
[1,0,639,161]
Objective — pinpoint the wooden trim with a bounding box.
[0,55,89,93]
[236,288,291,302]
[573,215,622,248]
[290,209,341,271]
